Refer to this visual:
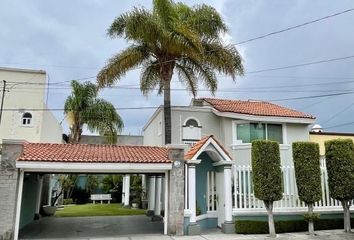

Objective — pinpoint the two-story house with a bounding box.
[143,97,315,166]
[0,67,63,145]
[143,97,318,233]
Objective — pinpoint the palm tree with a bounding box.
[64,80,124,143]
[97,0,244,144]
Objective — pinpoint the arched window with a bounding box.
[185,119,199,128]
[22,112,32,125]
[182,118,201,142]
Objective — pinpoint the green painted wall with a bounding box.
[196,153,215,214]
[20,174,38,229]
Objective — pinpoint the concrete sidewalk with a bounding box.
[21,229,353,240]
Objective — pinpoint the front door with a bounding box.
[215,171,225,227]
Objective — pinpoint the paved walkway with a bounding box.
[19,215,163,239]
[19,216,353,240]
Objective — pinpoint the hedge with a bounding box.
[325,139,354,201]
[235,218,354,234]
[251,140,282,201]
[292,142,321,204]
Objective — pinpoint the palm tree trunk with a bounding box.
[163,80,171,144]
[161,62,174,145]
[71,123,82,143]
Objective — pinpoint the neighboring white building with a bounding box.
[143,98,316,166]
[0,67,62,144]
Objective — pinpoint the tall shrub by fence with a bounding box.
[325,139,354,233]
[292,141,321,235]
[251,140,282,237]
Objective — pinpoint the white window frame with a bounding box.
[21,112,33,127]
[232,120,287,146]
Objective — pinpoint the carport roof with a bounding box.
[17,143,171,163]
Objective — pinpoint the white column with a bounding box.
[35,175,44,216]
[142,174,146,194]
[224,165,233,222]
[121,175,126,204]
[148,176,156,211]
[48,175,53,205]
[154,176,162,216]
[163,172,169,235]
[161,177,165,210]
[14,170,24,240]
[124,174,130,206]
[188,164,197,223]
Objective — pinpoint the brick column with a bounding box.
[167,144,186,236]
[0,139,25,240]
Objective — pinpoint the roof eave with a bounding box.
[211,109,316,124]
[16,161,172,173]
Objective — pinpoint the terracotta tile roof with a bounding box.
[185,135,232,160]
[200,98,315,119]
[17,143,171,163]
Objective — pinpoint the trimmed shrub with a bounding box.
[293,142,321,234]
[293,142,321,204]
[252,140,282,202]
[235,218,354,234]
[251,140,282,237]
[325,139,354,232]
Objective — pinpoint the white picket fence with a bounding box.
[233,163,343,212]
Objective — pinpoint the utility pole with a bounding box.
[0,80,6,125]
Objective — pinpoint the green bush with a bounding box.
[251,140,282,201]
[235,218,354,234]
[63,198,73,205]
[292,142,321,204]
[325,139,354,201]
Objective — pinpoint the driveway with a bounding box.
[20,217,353,240]
[19,215,163,239]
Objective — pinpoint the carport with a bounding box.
[5,142,185,240]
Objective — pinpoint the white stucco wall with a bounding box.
[40,108,63,143]
[0,67,62,144]
[143,108,164,146]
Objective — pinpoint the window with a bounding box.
[182,118,201,141]
[185,119,198,127]
[22,112,32,125]
[236,122,283,143]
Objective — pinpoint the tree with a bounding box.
[325,139,354,233]
[97,0,244,144]
[64,80,124,143]
[102,175,123,202]
[86,175,99,194]
[292,142,322,235]
[52,174,78,206]
[251,140,282,238]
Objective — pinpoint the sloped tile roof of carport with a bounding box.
[16,143,173,173]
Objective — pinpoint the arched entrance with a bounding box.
[184,135,234,235]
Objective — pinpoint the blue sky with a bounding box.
[1,0,354,135]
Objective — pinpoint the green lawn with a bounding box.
[55,203,146,217]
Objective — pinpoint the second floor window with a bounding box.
[236,122,283,144]
[22,112,32,125]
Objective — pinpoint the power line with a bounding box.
[235,8,354,45]
[3,91,354,111]
[2,7,353,72]
[325,121,354,129]
[269,91,354,101]
[247,55,354,74]
[321,100,354,125]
